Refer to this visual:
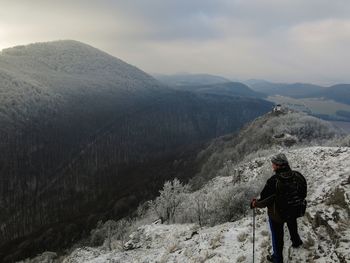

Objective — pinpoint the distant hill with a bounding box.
[172,82,266,99]
[154,73,231,86]
[0,40,163,132]
[311,84,350,105]
[245,80,326,98]
[246,80,350,105]
[245,80,350,121]
[0,40,272,262]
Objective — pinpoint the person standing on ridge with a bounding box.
[250,153,307,263]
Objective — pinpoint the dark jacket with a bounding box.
[255,165,306,222]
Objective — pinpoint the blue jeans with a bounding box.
[268,217,302,263]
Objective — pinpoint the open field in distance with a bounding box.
[267,95,350,116]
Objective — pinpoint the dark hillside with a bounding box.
[0,41,272,261]
[172,82,265,98]
[154,73,230,86]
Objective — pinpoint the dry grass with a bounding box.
[236,255,246,262]
[303,233,315,249]
[237,232,248,242]
[326,187,348,210]
[210,233,223,249]
[260,230,269,236]
[167,241,180,253]
[260,239,270,249]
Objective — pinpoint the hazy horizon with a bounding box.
[1,0,350,85]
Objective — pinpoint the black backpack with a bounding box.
[275,171,307,221]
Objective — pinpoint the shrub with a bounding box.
[236,255,246,263]
[149,178,189,223]
[90,219,132,250]
[237,232,248,242]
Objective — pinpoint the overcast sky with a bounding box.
[1,0,349,85]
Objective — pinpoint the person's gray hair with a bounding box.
[271,153,289,165]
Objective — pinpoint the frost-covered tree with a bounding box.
[150,178,189,223]
[339,134,350,146]
[192,191,209,226]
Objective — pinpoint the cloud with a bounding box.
[0,0,350,84]
[285,19,350,82]
[289,19,350,47]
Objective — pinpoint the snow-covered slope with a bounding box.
[60,146,350,263]
[0,40,162,128]
[0,40,157,84]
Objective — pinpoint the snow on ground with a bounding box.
[60,147,350,263]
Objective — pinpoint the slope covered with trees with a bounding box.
[245,80,325,98]
[0,41,272,262]
[190,109,342,187]
[171,82,265,99]
[61,146,350,263]
[30,110,349,263]
[154,73,231,86]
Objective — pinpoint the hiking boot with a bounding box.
[266,254,274,262]
[267,254,284,263]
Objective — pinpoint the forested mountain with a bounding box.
[0,40,272,262]
[310,84,350,105]
[245,80,325,98]
[171,82,265,99]
[154,73,231,86]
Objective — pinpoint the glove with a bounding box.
[250,198,257,209]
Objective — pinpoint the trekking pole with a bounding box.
[252,208,256,263]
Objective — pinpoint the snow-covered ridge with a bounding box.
[59,146,350,263]
[1,40,147,78]
[0,40,160,91]
[0,40,162,129]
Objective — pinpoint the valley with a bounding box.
[267,95,350,121]
[0,41,272,262]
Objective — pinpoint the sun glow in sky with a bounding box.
[0,27,10,51]
[1,0,350,85]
